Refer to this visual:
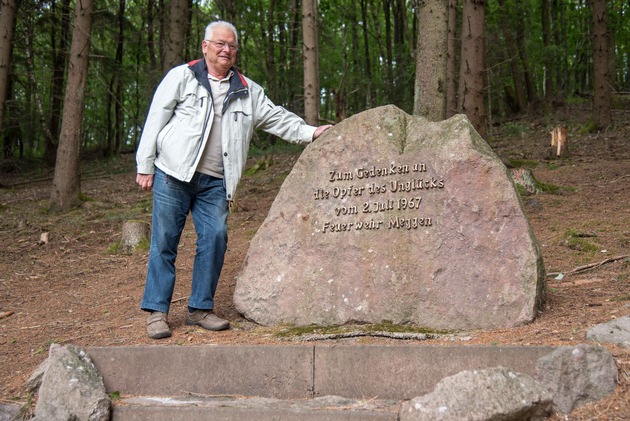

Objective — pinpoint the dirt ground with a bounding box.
[0,110,629,419]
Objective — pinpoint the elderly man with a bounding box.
[136,20,331,339]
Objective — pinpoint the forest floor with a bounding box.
[0,108,629,420]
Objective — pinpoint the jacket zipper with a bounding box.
[191,92,212,168]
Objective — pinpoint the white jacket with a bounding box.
[136,59,317,200]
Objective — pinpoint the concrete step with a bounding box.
[112,395,401,420]
[87,344,555,419]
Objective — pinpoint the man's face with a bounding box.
[202,26,238,77]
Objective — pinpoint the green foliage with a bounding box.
[502,122,529,138]
[4,0,630,161]
[577,120,599,134]
[248,142,305,158]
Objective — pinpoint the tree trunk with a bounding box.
[497,0,527,113]
[217,0,237,23]
[458,0,486,137]
[288,0,301,111]
[591,0,611,128]
[359,0,373,108]
[50,0,93,211]
[162,0,188,73]
[264,0,277,97]
[147,0,157,69]
[541,0,553,101]
[302,0,319,125]
[392,0,410,108]
[383,0,394,104]
[24,21,56,156]
[515,11,536,107]
[114,0,125,154]
[446,0,458,118]
[0,0,17,137]
[46,0,71,165]
[414,0,448,120]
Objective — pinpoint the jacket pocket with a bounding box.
[174,84,208,126]
[226,102,253,143]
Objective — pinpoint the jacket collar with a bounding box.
[187,59,248,98]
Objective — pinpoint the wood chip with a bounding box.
[0,311,14,320]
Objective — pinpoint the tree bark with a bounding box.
[541,0,553,101]
[446,0,458,118]
[458,0,486,137]
[591,0,611,128]
[113,0,125,155]
[302,0,319,125]
[162,0,188,73]
[217,0,237,23]
[147,0,157,69]
[414,0,448,121]
[0,0,17,136]
[359,0,373,108]
[46,0,71,165]
[383,0,394,104]
[515,10,536,107]
[497,0,527,113]
[50,0,93,211]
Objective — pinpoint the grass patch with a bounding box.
[33,339,60,355]
[509,159,539,168]
[577,120,598,134]
[561,229,600,252]
[274,322,453,339]
[107,237,149,254]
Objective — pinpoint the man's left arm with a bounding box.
[250,83,331,143]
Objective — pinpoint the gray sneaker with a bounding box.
[185,310,230,331]
[147,311,172,339]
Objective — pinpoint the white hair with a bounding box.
[204,21,238,45]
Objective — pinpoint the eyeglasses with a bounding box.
[206,40,238,51]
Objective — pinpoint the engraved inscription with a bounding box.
[315,161,444,233]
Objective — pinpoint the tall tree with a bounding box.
[414,0,448,120]
[162,0,188,73]
[359,0,373,108]
[0,0,17,135]
[50,0,93,211]
[458,0,486,137]
[303,0,319,125]
[446,0,459,117]
[46,0,71,165]
[217,0,237,23]
[541,0,553,101]
[591,0,611,128]
[107,0,126,156]
[497,0,527,113]
[515,6,536,108]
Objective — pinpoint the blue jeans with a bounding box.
[141,168,229,314]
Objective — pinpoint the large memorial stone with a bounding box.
[234,105,545,330]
